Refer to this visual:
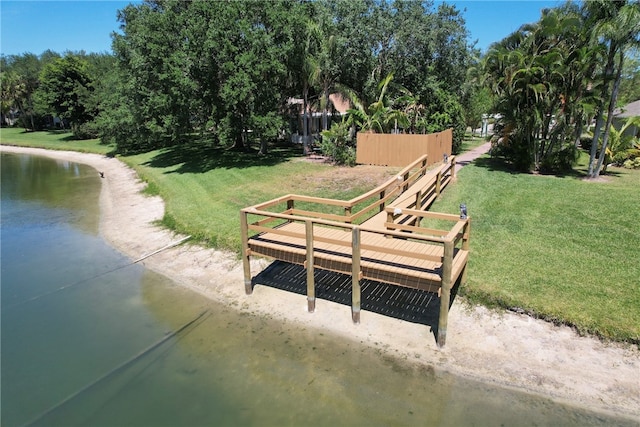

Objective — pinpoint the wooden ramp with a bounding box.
[240,155,469,347]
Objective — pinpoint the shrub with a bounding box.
[539,143,580,173]
[579,134,592,151]
[613,138,640,167]
[73,120,100,140]
[419,87,465,154]
[489,123,533,171]
[623,157,640,169]
[320,120,356,166]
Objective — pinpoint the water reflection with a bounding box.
[1,153,100,234]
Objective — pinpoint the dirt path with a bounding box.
[2,144,638,421]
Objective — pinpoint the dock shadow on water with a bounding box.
[1,152,637,427]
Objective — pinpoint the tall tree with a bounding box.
[101,0,476,154]
[1,53,43,130]
[323,0,377,100]
[585,0,640,178]
[483,6,604,171]
[108,0,300,152]
[311,25,342,132]
[616,53,640,106]
[110,0,194,150]
[370,1,471,149]
[37,54,95,137]
[300,20,320,155]
[0,71,26,127]
[204,0,300,150]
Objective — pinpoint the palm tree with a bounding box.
[311,28,341,132]
[299,20,344,153]
[340,73,408,133]
[484,43,547,170]
[584,0,640,178]
[0,72,28,129]
[563,44,600,147]
[397,89,425,134]
[483,5,611,172]
[603,116,640,172]
[300,21,320,155]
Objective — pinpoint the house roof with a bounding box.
[328,93,350,114]
[614,99,640,118]
[287,93,351,115]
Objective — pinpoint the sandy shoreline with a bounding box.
[2,144,638,420]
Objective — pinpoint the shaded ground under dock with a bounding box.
[251,260,461,341]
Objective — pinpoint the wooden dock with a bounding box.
[240,155,470,347]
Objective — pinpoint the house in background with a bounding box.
[613,99,640,138]
[1,108,21,126]
[287,93,350,144]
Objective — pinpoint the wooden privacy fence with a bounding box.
[240,155,469,347]
[356,128,453,167]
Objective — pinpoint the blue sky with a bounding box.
[449,0,565,52]
[1,0,564,57]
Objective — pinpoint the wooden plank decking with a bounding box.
[240,154,469,347]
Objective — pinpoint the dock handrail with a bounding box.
[250,154,428,210]
[247,155,456,225]
[242,206,468,245]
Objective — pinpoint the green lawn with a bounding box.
[2,127,638,343]
[429,154,640,343]
[460,132,489,152]
[119,144,387,251]
[0,127,115,155]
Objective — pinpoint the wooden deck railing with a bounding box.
[249,154,456,226]
[250,154,431,223]
[240,155,468,347]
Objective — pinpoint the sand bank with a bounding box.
[2,144,638,420]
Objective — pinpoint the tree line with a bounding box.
[1,0,638,176]
[1,50,114,138]
[1,0,475,156]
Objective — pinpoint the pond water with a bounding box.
[1,152,636,427]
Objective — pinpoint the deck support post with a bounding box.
[460,220,470,286]
[413,191,423,226]
[385,211,395,237]
[305,220,316,313]
[286,200,295,224]
[436,171,442,197]
[351,227,361,323]
[240,211,252,295]
[451,156,457,181]
[438,240,454,347]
